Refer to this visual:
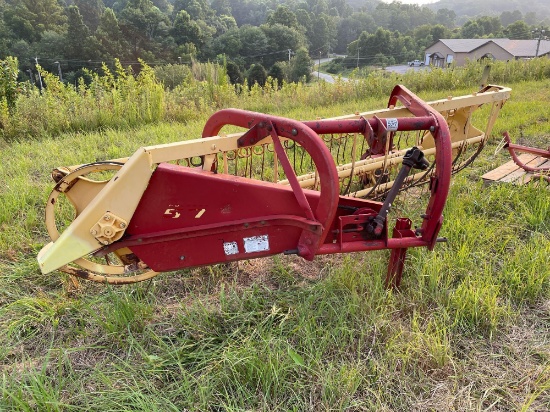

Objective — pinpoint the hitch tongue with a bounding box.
[367,147,429,236]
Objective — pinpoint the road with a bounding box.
[385,65,431,74]
[313,62,430,83]
[312,56,349,83]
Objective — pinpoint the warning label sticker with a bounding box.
[243,235,269,253]
[386,118,398,131]
[223,241,239,255]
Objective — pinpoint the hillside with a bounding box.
[428,0,550,22]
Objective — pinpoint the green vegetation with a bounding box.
[1,0,549,85]
[0,60,549,410]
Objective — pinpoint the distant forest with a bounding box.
[0,0,548,85]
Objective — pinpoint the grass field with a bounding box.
[0,73,549,410]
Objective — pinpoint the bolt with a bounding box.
[104,215,110,221]
[258,122,265,128]
[429,126,435,132]
[90,229,97,235]
[119,222,126,229]
[211,144,217,150]
[180,256,185,260]
[244,223,249,228]
[291,128,298,136]
[102,240,109,245]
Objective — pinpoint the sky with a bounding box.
[382,0,438,4]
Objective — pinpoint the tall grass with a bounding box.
[1,57,550,142]
[0,61,549,410]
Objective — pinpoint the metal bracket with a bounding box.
[90,212,128,245]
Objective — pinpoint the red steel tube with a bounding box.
[503,131,550,172]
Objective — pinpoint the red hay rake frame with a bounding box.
[37,84,511,288]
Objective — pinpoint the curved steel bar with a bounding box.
[388,85,452,250]
[503,131,550,173]
[306,85,452,251]
[202,109,341,258]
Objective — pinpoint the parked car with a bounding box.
[408,60,425,67]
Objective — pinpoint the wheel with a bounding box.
[45,162,159,284]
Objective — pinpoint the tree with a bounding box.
[247,63,266,86]
[346,28,398,66]
[225,60,242,84]
[65,5,90,59]
[290,48,311,82]
[119,0,167,57]
[462,16,503,38]
[170,10,201,47]
[336,13,376,54]
[173,0,211,21]
[238,25,268,66]
[74,0,104,32]
[500,10,523,26]
[295,9,313,37]
[267,61,286,87]
[95,8,126,60]
[436,8,457,28]
[210,28,241,58]
[461,20,483,38]
[261,23,305,68]
[0,56,19,112]
[505,20,531,39]
[266,5,299,31]
[3,0,67,43]
[31,31,65,61]
[476,16,503,37]
[211,0,231,16]
[310,14,336,55]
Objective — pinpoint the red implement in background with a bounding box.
[503,131,550,182]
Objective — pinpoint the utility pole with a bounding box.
[318,51,321,81]
[356,47,360,68]
[53,61,63,82]
[26,69,34,84]
[34,57,43,92]
[533,28,546,57]
[288,49,292,62]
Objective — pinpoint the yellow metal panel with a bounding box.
[38,148,153,274]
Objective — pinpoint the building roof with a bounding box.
[435,38,550,58]
[492,39,550,57]
[437,39,505,53]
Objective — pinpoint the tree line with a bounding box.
[0,0,548,86]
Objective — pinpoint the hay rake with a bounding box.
[37,84,510,288]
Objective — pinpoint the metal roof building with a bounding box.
[424,38,550,67]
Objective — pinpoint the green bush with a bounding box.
[1,57,550,142]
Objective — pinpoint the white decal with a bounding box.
[386,118,398,131]
[243,235,269,253]
[223,241,239,255]
[164,208,181,218]
[195,209,206,218]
